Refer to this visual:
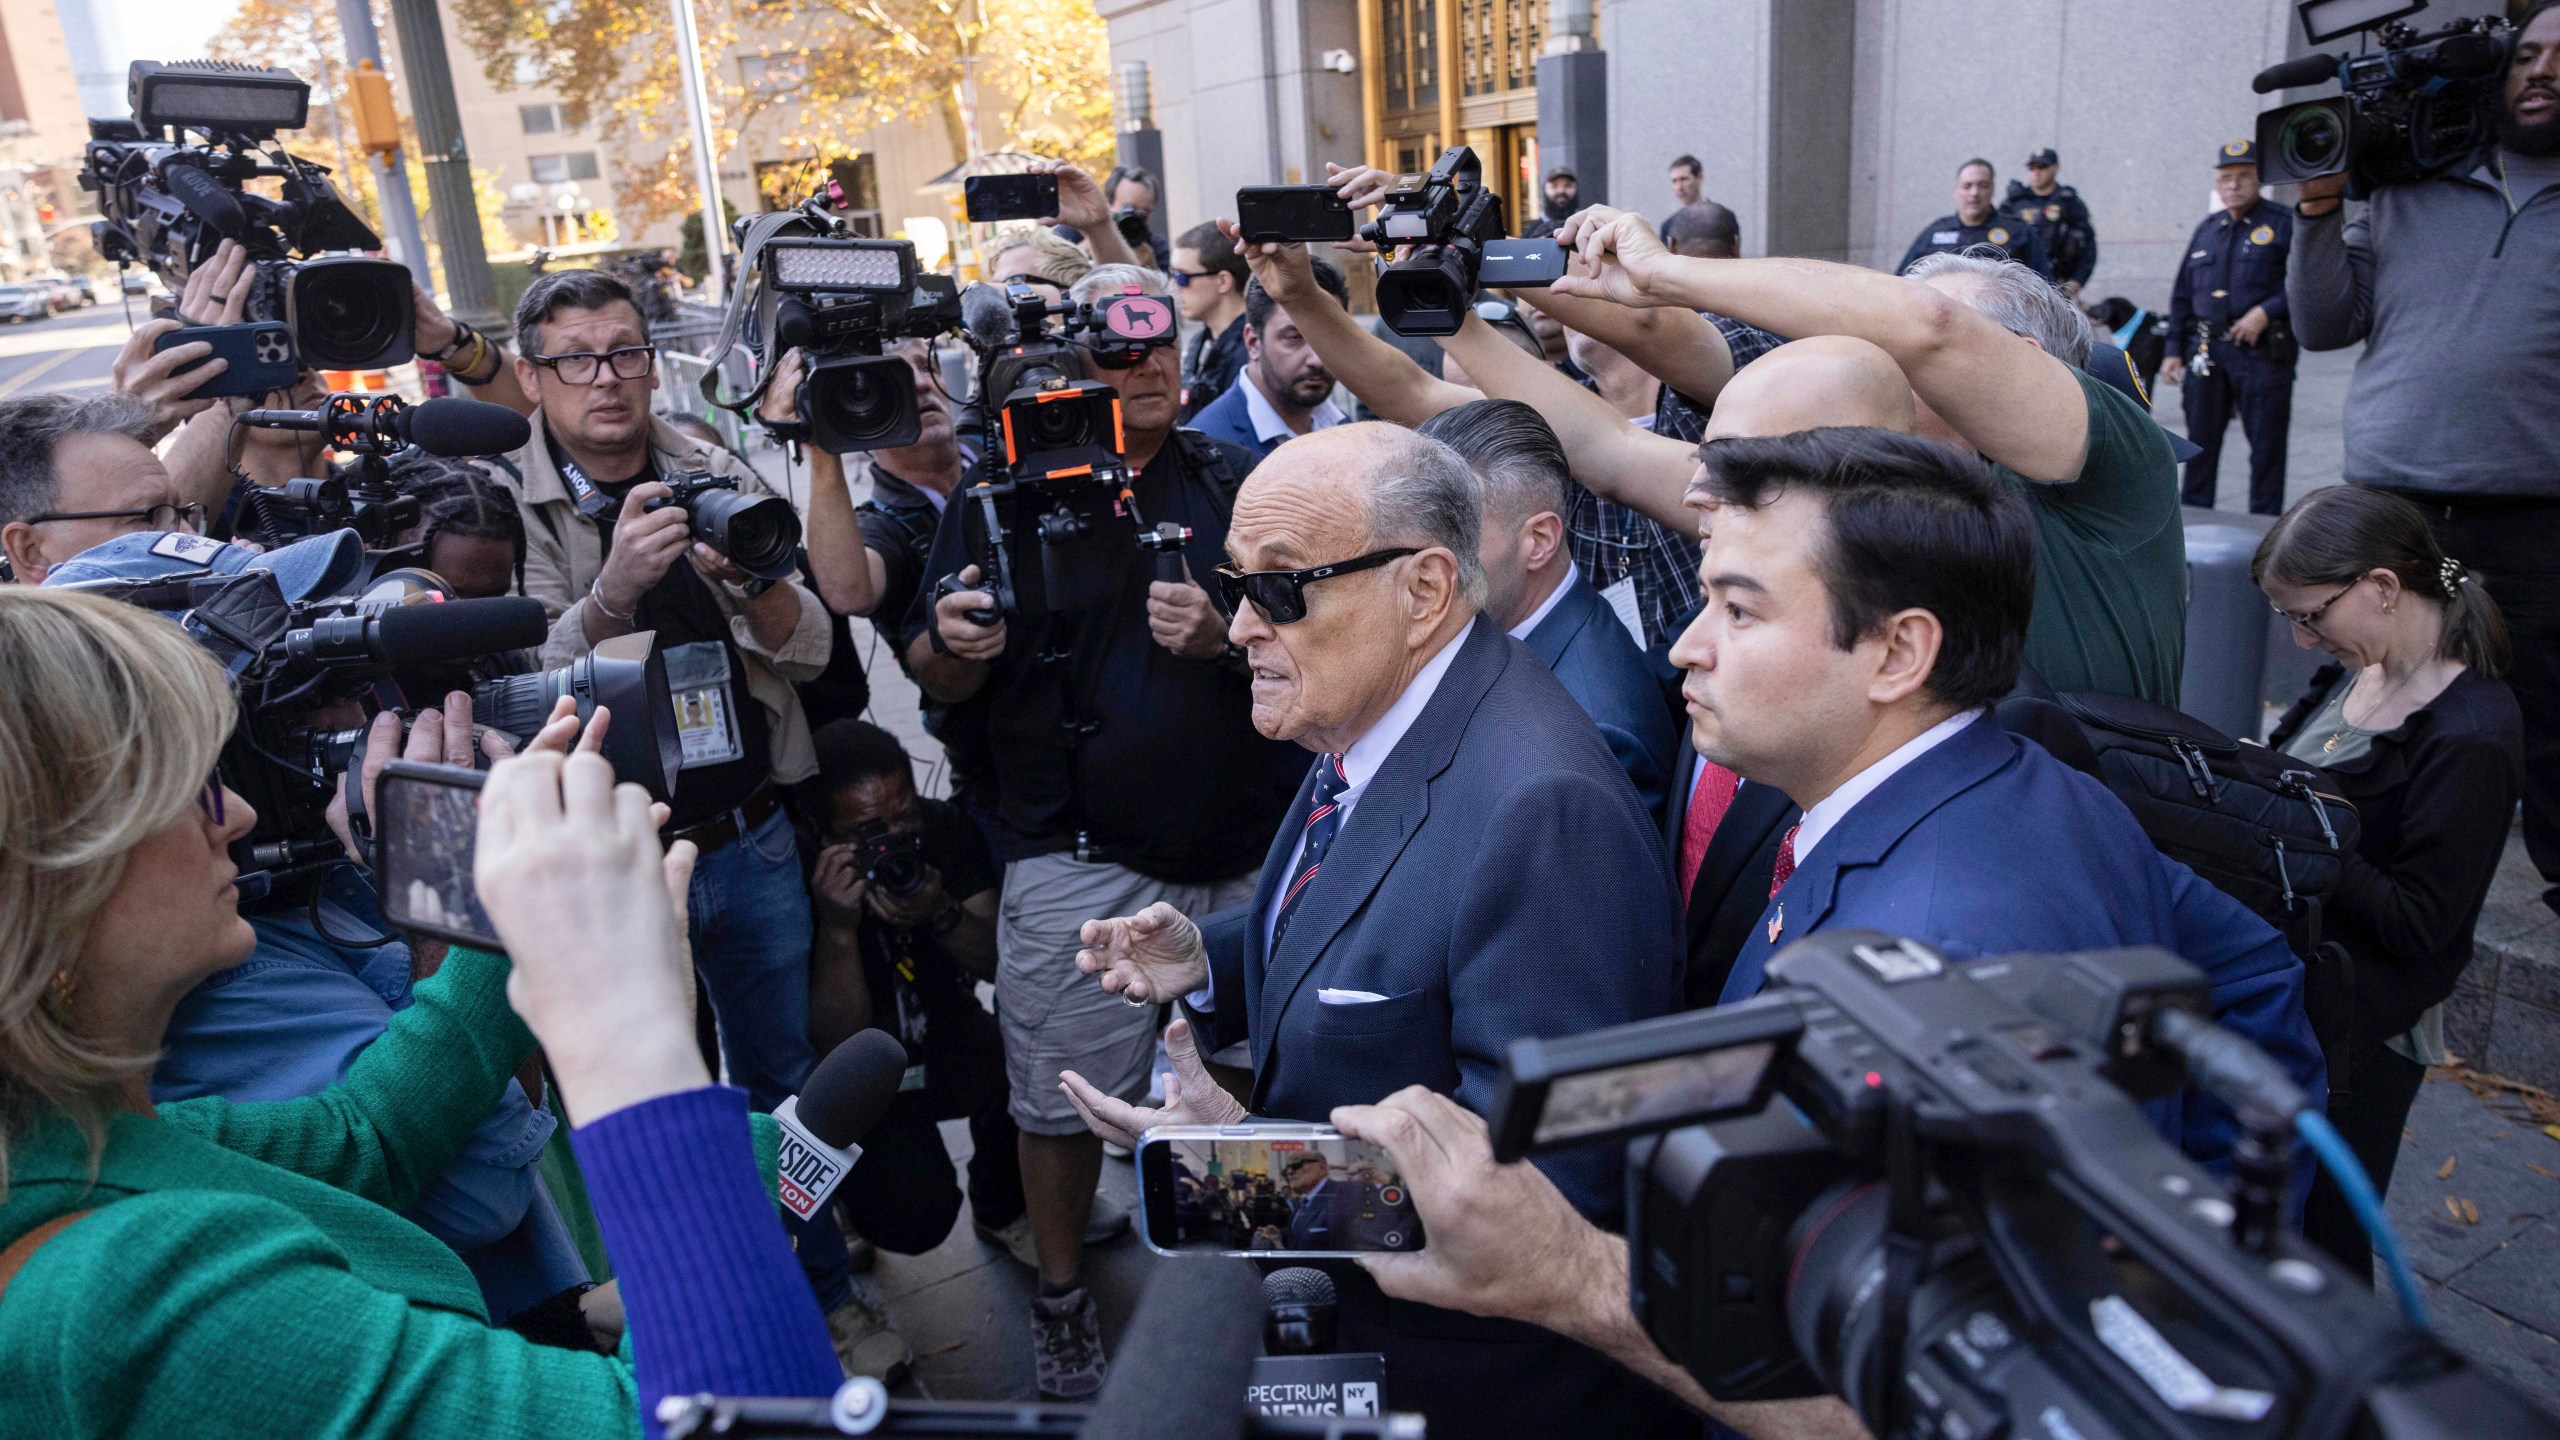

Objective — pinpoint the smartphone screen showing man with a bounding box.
[375,760,503,952]
[1139,1129,1424,1257]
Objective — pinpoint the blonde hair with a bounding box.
[0,588,237,1195]
[986,225,1095,289]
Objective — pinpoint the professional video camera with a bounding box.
[2252,1,2515,193]
[227,392,533,553]
[933,280,1193,623]
[57,556,680,912]
[81,60,415,370]
[1358,146,1566,338]
[1489,929,2560,1440]
[709,193,962,454]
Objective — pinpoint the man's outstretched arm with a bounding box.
[1224,221,1479,426]
[1440,313,1700,536]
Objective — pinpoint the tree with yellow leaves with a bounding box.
[449,0,1113,227]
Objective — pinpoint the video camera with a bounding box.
[227,392,534,553]
[82,60,415,371]
[934,280,1193,624]
[712,194,962,454]
[1490,929,2559,1440]
[1360,147,1566,338]
[2252,1,2515,194]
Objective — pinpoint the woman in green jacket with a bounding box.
[0,588,818,1438]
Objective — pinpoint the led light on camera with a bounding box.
[773,245,908,291]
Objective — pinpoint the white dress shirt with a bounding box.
[1786,709,1986,870]
[1239,368,1349,447]
[1504,561,1579,642]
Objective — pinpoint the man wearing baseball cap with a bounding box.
[2001,147,2098,297]
[2163,137,2298,515]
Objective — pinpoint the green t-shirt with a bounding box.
[1991,370,2187,705]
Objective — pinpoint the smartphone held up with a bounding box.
[1139,1125,1425,1259]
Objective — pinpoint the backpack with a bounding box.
[1997,688,2359,1090]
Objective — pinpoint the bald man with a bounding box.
[1062,423,1686,1438]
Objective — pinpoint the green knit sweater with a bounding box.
[0,946,639,1439]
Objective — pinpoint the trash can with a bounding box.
[2180,508,2277,740]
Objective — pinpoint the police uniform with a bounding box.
[1896,208,2052,279]
[2167,138,2297,515]
[2001,148,2097,289]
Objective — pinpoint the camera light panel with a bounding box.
[130,61,311,133]
[771,241,913,293]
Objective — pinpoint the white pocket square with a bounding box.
[1316,988,1390,1005]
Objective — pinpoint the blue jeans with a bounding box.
[686,804,849,1309]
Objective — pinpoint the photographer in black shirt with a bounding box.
[916,263,1300,1398]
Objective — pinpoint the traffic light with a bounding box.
[350,59,402,156]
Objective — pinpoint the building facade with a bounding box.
[1096,0,2519,307]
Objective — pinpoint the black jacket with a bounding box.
[2270,666,2523,1044]
[1662,732,1795,1011]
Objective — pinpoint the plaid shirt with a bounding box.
[1568,312,1787,649]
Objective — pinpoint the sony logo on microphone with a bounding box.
[772,1095,859,1221]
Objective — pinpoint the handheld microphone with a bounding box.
[771,1030,909,1222]
[240,395,534,459]
[284,595,547,667]
[2253,52,2341,93]
[163,162,246,239]
[1084,1257,1265,1440]
[1261,1268,1338,1357]
[961,281,1020,350]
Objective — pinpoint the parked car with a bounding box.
[0,284,52,322]
[45,274,99,309]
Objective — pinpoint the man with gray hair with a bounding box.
[1552,210,2187,706]
[0,393,206,584]
[1063,421,1684,1438]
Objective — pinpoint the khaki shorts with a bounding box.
[998,852,1259,1136]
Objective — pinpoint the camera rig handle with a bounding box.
[1138,521,1193,585]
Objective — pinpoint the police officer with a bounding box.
[1898,157,2053,279]
[2163,138,2297,515]
[2002,147,2098,297]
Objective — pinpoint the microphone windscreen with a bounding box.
[960,282,1019,350]
[165,164,246,238]
[1262,1266,1337,1308]
[1084,1258,1262,1440]
[402,398,533,458]
[371,596,547,666]
[794,1030,910,1150]
[2253,53,2338,93]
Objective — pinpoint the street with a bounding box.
[0,304,141,402]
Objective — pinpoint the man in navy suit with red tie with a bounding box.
[1057,422,1687,1438]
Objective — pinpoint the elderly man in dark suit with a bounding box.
[1060,422,1686,1438]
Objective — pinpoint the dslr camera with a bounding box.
[82,60,415,371]
[644,471,803,582]
[724,194,962,454]
[938,282,1193,623]
[1360,146,1565,338]
[2252,2,2515,193]
[1491,929,2559,1440]
[848,819,928,900]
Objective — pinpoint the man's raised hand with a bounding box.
[1074,899,1209,1004]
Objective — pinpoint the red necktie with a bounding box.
[1767,823,1801,900]
[1677,761,1741,907]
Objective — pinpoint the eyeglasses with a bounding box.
[27,501,208,534]
[199,777,227,826]
[1079,338,1178,372]
[1213,548,1418,624]
[2270,577,2363,636]
[529,345,657,385]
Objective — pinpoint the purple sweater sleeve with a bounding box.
[570,1086,842,1435]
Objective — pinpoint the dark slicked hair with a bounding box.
[1175,219,1247,287]
[812,718,915,795]
[513,267,645,356]
[1416,399,1568,525]
[1244,256,1348,335]
[1696,427,2035,709]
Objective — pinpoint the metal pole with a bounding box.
[333,0,430,282]
[383,0,507,333]
[667,0,727,307]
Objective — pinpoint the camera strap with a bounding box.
[698,209,827,417]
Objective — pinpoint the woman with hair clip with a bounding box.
[2253,486,2524,1281]
[0,588,840,1437]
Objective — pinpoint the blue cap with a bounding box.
[39,528,368,605]
[2216,138,2258,168]
[2085,341,2205,463]
[2026,147,2058,168]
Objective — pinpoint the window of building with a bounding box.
[520,103,562,134]
[1458,0,1544,99]
[528,152,600,184]
[739,53,807,93]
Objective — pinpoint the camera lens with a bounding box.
[1023,394,1099,450]
[2280,104,2345,176]
[471,638,683,799]
[871,848,927,897]
[805,352,923,454]
[288,256,416,370]
[688,487,804,581]
[1376,244,1478,338]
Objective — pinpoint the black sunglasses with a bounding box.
[1213,548,1418,624]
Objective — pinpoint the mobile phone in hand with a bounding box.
[1234,185,1355,244]
[1137,1124,1425,1258]
[965,172,1061,223]
[154,321,300,400]
[375,760,503,953]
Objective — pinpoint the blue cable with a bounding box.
[2295,1109,2430,1331]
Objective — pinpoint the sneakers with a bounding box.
[1029,1285,1108,1400]
[974,1213,1040,1269]
[826,1293,915,1386]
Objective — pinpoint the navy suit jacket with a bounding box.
[1719,713,2327,1175]
[1521,571,1680,827]
[1194,617,1689,1439]
[1184,377,1279,459]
